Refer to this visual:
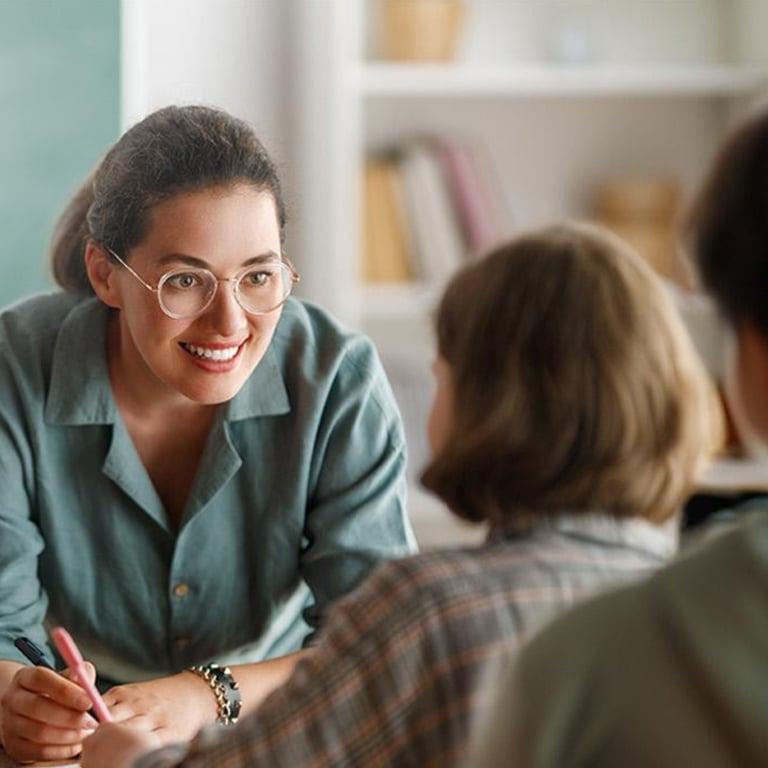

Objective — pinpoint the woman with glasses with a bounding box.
[0,105,414,764]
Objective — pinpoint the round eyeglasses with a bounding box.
[105,247,300,320]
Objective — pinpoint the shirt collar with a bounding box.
[45,298,116,425]
[223,340,290,421]
[45,296,291,426]
[491,511,679,561]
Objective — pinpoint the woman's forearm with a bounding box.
[229,649,310,715]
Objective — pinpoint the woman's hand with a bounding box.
[82,723,161,768]
[0,663,98,763]
[103,672,217,743]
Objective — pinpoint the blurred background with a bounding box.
[3,0,768,544]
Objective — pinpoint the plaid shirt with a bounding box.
[137,514,675,768]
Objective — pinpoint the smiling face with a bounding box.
[107,185,285,406]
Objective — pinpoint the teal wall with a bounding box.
[0,0,120,305]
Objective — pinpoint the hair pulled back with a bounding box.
[50,105,287,294]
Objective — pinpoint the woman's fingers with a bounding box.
[112,713,157,732]
[105,698,142,724]
[9,687,96,730]
[62,660,97,686]
[0,663,97,763]
[103,685,161,724]
[16,665,93,710]
[8,710,94,744]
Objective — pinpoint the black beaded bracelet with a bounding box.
[188,663,242,725]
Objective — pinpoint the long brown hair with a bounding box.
[50,105,287,294]
[422,222,720,526]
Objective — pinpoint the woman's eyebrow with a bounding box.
[241,251,282,267]
[155,250,281,269]
[156,253,209,269]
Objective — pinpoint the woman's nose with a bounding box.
[205,279,247,336]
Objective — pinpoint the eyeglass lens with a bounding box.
[159,264,293,318]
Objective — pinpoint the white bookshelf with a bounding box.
[290,0,768,529]
[357,63,768,98]
[292,0,768,328]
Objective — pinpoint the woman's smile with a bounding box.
[178,337,250,373]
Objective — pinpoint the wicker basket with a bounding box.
[594,178,693,287]
[380,0,465,62]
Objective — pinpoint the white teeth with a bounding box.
[183,343,240,362]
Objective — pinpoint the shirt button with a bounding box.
[173,583,190,598]
[175,637,190,650]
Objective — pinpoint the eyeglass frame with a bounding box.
[103,245,300,320]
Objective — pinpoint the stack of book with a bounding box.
[362,138,506,284]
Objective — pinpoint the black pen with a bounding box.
[14,636,55,670]
[14,635,98,722]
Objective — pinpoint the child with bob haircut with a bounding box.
[469,109,768,768]
[82,222,720,768]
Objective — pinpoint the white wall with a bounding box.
[121,0,289,165]
[729,1,768,64]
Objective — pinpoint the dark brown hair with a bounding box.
[421,222,719,526]
[50,105,287,294]
[688,109,768,337]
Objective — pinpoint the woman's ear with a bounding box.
[84,241,122,309]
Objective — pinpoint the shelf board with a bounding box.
[361,282,442,320]
[697,458,768,494]
[356,63,768,98]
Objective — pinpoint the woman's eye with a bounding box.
[168,272,201,289]
[245,270,271,287]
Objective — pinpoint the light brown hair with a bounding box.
[422,222,720,525]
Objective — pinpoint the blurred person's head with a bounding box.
[689,109,768,446]
[422,222,720,528]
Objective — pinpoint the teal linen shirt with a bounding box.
[0,293,415,685]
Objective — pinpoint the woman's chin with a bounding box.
[167,371,250,406]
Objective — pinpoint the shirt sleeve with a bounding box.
[133,560,438,768]
[299,337,416,638]
[0,349,51,664]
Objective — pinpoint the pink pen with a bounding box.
[51,626,113,723]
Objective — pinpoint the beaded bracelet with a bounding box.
[188,663,242,725]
